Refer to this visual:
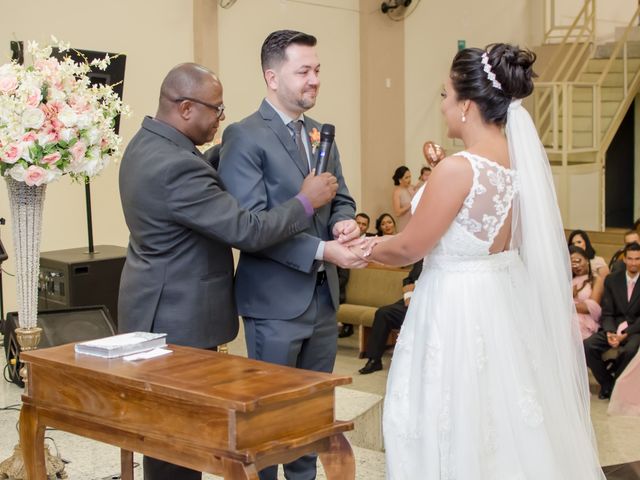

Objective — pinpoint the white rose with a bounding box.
[59,128,75,143]
[36,131,55,147]
[48,87,66,103]
[8,164,26,182]
[58,106,78,127]
[44,167,62,183]
[19,142,32,162]
[21,107,45,130]
[86,127,101,145]
[84,158,102,176]
[75,112,92,130]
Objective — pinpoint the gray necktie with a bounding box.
[289,120,310,174]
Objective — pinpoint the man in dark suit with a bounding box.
[118,63,338,480]
[585,241,640,400]
[359,260,423,374]
[218,30,364,480]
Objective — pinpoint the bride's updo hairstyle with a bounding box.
[450,43,536,126]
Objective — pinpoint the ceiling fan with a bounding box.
[380,0,421,21]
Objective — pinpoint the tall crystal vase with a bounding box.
[0,178,66,479]
[6,177,46,331]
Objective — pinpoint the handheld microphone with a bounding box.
[315,124,335,174]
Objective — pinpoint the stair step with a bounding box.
[585,58,640,73]
[578,71,637,86]
[572,100,619,116]
[595,41,640,59]
[572,86,624,101]
[547,151,598,164]
[614,26,640,43]
[541,130,598,148]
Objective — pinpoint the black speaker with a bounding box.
[38,245,127,326]
[2,306,116,387]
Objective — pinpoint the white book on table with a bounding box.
[74,332,167,358]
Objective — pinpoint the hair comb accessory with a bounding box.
[481,52,502,91]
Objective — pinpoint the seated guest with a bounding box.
[376,213,397,236]
[355,212,375,237]
[359,260,423,374]
[570,245,603,339]
[610,229,640,273]
[568,229,610,278]
[584,242,640,399]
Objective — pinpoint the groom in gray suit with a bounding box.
[118,63,338,480]
[219,30,364,480]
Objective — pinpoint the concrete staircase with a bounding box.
[538,27,640,166]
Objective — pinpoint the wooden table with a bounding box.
[19,344,355,479]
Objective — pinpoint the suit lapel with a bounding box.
[259,100,308,177]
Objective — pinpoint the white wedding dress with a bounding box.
[383,151,606,479]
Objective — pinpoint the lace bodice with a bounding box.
[411,151,518,257]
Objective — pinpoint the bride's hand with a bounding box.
[357,235,390,258]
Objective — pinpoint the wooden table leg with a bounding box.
[120,449,134,480]
[19,404,46,480]
[318,433,355,480]
[222,458,259,479]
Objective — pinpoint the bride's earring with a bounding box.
[461,112,467,123]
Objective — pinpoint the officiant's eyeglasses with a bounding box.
[171,97,225,119]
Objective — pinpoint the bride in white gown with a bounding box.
[360,44,606,479]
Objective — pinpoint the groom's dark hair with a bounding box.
[261,30,317,72]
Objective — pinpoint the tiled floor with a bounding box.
[0,327,638,479]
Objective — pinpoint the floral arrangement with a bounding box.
[309,127,320,154]
[0,37,130,186]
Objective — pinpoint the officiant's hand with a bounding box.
[333,219,360,243]
[324,240,368,269]
[300,171,338,208]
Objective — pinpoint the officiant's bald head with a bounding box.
[156,63,225,145]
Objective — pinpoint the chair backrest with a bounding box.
[344,266,408,308]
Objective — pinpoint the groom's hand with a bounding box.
[333,219,360,243]
[300,171,338,209]
[323,240,368,269]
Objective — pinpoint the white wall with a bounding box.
[403,0,538,174]
[0,0,194,313]
[217,0,362,206]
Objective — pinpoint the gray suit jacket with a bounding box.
[218,100,356,320]
[118,117,311,348]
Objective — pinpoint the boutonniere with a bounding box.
[309,127,320,154]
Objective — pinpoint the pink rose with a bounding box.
[2,143,22,164]
[0,75,18,93]
[26,86,42,107]
[70,140,87,162]
[22,132,37,143]
[42,152,61,165]
[24,165,47,186]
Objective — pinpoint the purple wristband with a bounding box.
[295,194,314,217]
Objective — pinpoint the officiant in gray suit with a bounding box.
[218,30,365,480]
[118,62,338,480]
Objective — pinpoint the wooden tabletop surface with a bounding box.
[21,343,352,412]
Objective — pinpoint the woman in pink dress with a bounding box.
[570,245,603,339]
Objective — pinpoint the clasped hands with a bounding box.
[606,331,627,349]
[324,219,388,269]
